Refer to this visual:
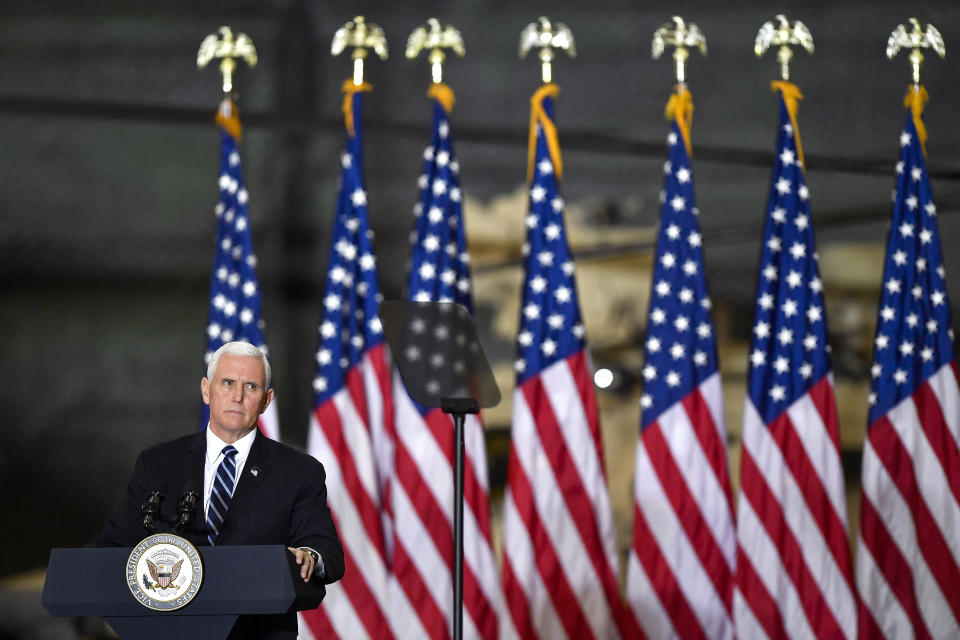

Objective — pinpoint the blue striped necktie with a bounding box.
[206,445,238,545]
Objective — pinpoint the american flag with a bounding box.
[300,81,397,640]
[500,83,629,640]
[855,87,960,638]
[202,99,279,440]
[390,83,505,640]
[732,83,857,639]
[625,87,736,639]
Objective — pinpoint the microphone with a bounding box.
[141,488,166,533]
[175,488,200,533]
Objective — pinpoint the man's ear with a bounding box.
[201,377,211,406]
[260,387,275,414]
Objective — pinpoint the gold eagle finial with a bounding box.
[519,16,576,84]
[406,18,465,84]
[197,26,258,94]
[331,16,388,85]
[652,16,707,85]
[755,14,814,81]
[887,18,945,85]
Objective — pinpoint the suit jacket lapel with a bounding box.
[217,430,271,542]
[183,432,207,544]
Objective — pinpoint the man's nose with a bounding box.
[231,384,244,401]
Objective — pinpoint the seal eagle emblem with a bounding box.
[126,534,203,611]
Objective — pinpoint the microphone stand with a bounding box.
[441,397,480,640]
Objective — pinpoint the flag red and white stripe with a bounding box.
[257,401,280,440]
[734,379,857,639]
[304,346,398,639]
[390,392,504,639]
[857,364,960,638]
[629,377,735,640]
[503,355,629,640]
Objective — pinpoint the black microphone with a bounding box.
[141,488,166,533]
[175,488,200,533]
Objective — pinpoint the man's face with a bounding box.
[201,353,274,443]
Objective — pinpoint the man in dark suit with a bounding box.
[94,341,344,638]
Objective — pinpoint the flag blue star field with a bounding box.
[855,86,960,639]
[389,83,504,640]
[501,83,629,640]
[202,100,278,440]
[301,81,396,640]
[625,87,735,640]
[733,82,856,640]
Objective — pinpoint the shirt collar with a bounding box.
[205,425,257,464]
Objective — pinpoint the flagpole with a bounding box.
[196,27,281,438]
[406,19,468,640]
[856,19,954,636]
[626,15,738,639]
[506,16,629,638]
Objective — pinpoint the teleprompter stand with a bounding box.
[42,545,325,640]
[380,300,501,640]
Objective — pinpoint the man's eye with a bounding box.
[244,382,258,391]
[222,380,233,386]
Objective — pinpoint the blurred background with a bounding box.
[2,1,959,637]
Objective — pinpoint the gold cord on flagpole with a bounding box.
[755,14,813,82]
[519,16,576,85]
[406,18,465,86]
[197,26,258,96]
[770,81,807,169]
[527,84,563,184]
[331,16,388,87]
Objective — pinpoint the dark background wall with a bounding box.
[2,0,959,584]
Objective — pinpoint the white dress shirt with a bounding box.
[203,426,257,520]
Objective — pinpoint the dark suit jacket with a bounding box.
[94,429,344,638]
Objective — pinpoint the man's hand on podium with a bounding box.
[287,546,319,582]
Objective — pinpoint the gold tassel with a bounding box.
[527,83,563,184]
[342,78,373,137]
[428,82,456,113]
[664,85,694,157]
[904,85,929,157]
[771,80,805,170]
[215,98,243,141]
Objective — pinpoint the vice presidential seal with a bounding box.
[126,534,203,611]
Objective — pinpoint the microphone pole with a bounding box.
[441,397,480,640]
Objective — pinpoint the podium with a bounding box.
[42,545,326,640]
